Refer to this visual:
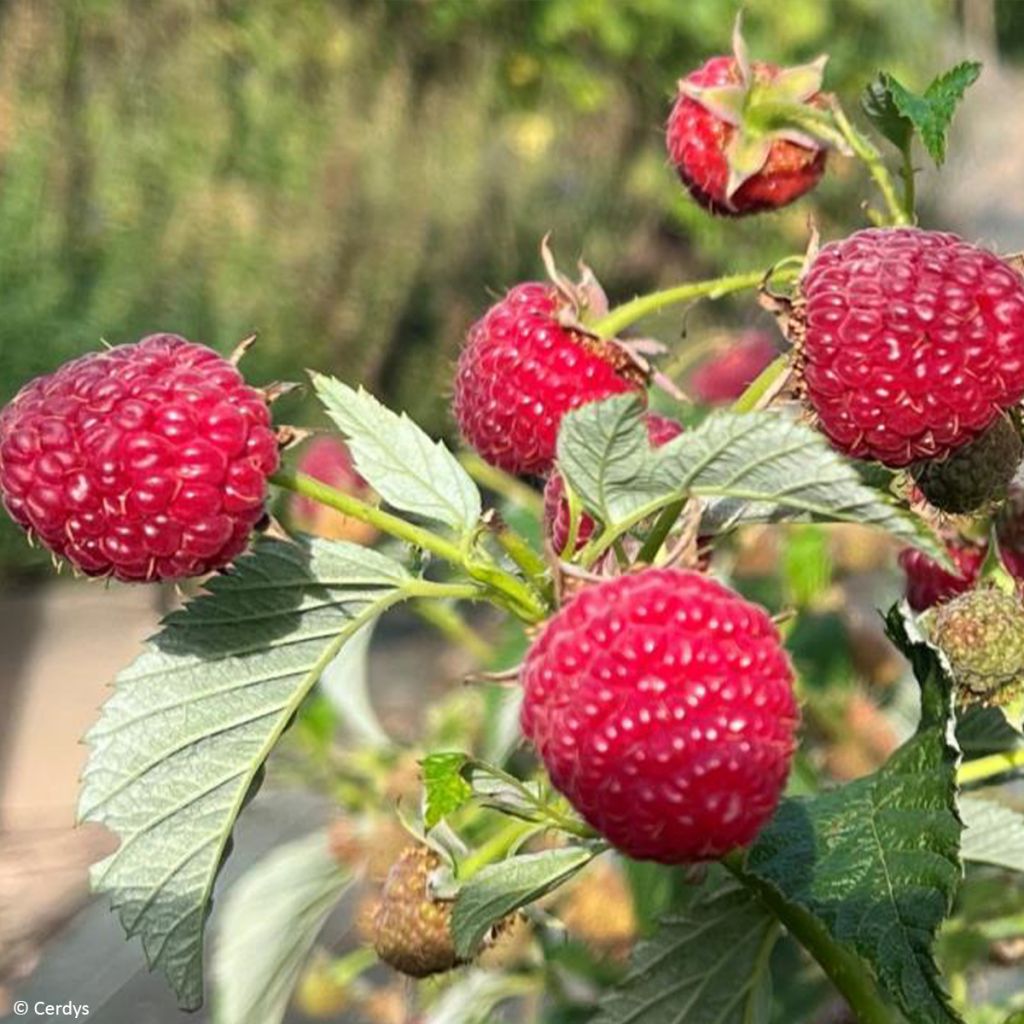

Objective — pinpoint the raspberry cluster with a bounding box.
[520,568,798,863]
[0,334,278,581]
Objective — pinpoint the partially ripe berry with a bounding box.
[931,588,1024,703]
[690,331,778,404]
[520,568,798,863]
[0,334,278,581]
[911,415,1023,514]
[453,283,644,475]
[372,846,460,978]
[795,228,1024,467]
[666,42,827,216]
[290,436,378,544]
[899,540,986,612]
[544,413,684,554]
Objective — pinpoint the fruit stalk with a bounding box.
[589,266,799,340]
[271,469,548,622]
[724,854,901,1024]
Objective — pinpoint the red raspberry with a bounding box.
[453,283,644,475]
[0,334,279,582]
[690,331,778,404]
[666,52,827,216]
[796,228,1024,468]
[520,568,798,863]
[898,540,986,612]
[544,413,684,554]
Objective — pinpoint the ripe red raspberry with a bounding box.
[520,568,798,863]
[544,413,684,554]
[691,331,778,404]
[0,334,279,582]
[453,282,644,475]
[898,539,986,612]
[666,45,827,216]
[795,228,1024,468]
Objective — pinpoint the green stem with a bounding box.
[271,470,548,624]
[957,748,1024,786]
[724,854,899,1024]
[637,500,685,564]
[413,599,495,663]
[731,354,790,413]
[494,525,552,599]
[590,267,795,340]
[460,818,537,879]
[900,148,916,222]
[830,103,910,227]
[328,946,378,987]
[459,451,545,518]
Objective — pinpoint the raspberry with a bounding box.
[453,282,644,475]
[911,414,1023,514]
[0,334,279,582]
[930,588,1024,703]
[290,436,378,544]
[899,539,986,612]
[544,413,684,554]
[666,41,827,216]
[520,568,798,863]
[690,331,778,404]
[795,228,1024,468]
[372,845,461,978]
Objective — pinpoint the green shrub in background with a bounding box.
[0,0,955,573]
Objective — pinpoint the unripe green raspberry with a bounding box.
[930,588,1024,702]
[912,415,1023,515]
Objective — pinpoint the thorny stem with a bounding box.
[723,854,900,1024]
[493,524,553,602]
[900,148,917,223]
[590,266,799,340]
[957,747,1024,786]
[732,354,791,413]
[270,470,548,623]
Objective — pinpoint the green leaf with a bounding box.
[422,751,473,828]
[451,845,600,958]
[318,618,390,749]
[960,796,1024,873]
[862,62,981,166]
[558,396,945,563]
[744,603,964,1024]
[593,869,776,1024]
[78,537,412,1010]
[312,373,481,533]
[211,830,352,1024]
[556,393,667,526]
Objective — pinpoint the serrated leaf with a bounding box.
[862,62,980,166]
[312,373,481,533]
[744,603,964,1024]
[557,394,667,525]
[422,752,473,828]
[558,396,945,563]
[78,538,412,1010]
[593,868,776,1024]
[451,845,599,958]
[960,796,1024,873]
[211,831,352,1024]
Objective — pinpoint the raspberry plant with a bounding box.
[7,19,1024,1024]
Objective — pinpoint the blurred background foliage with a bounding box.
[0,0,990,572]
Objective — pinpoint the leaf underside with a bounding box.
[557,395,944,562]
[78,537,410,1009]
[211,831,352,1024]
[745,604,964,1024]
[959,796,1024,873]
[593,868,776,1024]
